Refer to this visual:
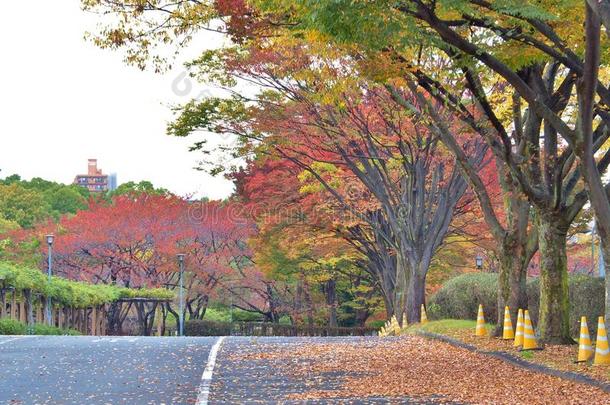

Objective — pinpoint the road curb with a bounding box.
[417,331,610,393]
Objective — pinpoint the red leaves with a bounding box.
[18,194,254,292]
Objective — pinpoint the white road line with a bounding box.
[196,336,226,405]
[0,336,32,345]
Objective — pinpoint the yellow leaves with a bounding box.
[358,51,410,83]
[134,248,154,261]
[548,0,586,53]
[297,163,341,195]
[82,0,218,71]
[486,80,514,127]
[493,41,549,70]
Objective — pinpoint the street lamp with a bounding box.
[177,253,185,337]
[475,254,483,271]
[46,234,54,326]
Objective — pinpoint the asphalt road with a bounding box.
[0,335,436,405]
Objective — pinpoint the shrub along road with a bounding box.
[1,335,609,404]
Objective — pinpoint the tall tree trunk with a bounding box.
[405,270,426,324]
[537,210,573,344]
[496,241,529,334]
[24,290,34,327]
[325,279,337,328]
[303,279,314,328]
[578,152,610,330]
[165,303,180,333]
[0,289,5,318]
[601,237,610,328]
[375,262,396,319]
[354,308,370,327]
[509,260,528,319]
[294,280,303,325]
[266,284,280,323]
[381,292,394,319]
[394,254,408,321]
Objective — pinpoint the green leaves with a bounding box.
[167,96,247,138]
[0,261,174,308]
[490,0,558,20]
[0,177,89,227]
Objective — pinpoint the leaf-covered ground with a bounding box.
[406,320,610,384]
[232,335,610,404]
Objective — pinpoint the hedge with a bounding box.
[0,261,174,308]
[428,273,605,337]
[0,318,80,335]
[185,320,378,336]
[185,320,233,336]
[0,319,26,335]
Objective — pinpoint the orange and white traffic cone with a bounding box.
[475,304,487,337]
[522,310,538,350]
[577,316,593,363]
[514,309,524,347]
[420,304,428,324]
[594,316,610,365]
[502,306,515,340]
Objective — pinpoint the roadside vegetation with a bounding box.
[0,319,80,336]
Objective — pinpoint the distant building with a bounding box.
[73,159,109,193]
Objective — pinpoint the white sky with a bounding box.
[0,1,234,199]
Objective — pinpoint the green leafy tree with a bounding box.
[110,181,169,197]
[0,183,52,228]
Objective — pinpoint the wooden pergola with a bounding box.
[113,297,173,336]
[0,287,172,336]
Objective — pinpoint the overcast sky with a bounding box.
[0,1,234,199]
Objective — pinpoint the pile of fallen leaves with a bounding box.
[234,336,610,404]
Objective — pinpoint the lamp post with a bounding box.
[177,253,185,337]
[46,234,54,326]
[475,254,483,271]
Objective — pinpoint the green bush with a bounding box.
[367,320,386,330]
[203,307,231,322]
[203,306,263,323]
[0,318,26,335]
[428,273,605,337]
[428,273,498,322]
[0,319,80,335]
[185,320,232,336]
[31,323,81,336]
[232,309,264,322]
[526,275,606,337]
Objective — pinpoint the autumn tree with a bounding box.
[231,157,382,326]
[243,0,610,343]
[175,199,255,323]
[166,36,489,323]
[80,0,490,323]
